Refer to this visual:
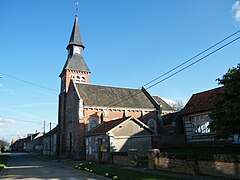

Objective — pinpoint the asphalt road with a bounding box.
[0,153,108,180]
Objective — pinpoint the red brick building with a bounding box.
[58,15,174,159]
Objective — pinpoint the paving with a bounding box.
[56,157,229,180]
[0,153,230,180]
[0,153,109,180]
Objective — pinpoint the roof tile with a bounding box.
[182,87,223,115]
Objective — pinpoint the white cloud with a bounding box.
[0,83,14,95]
[11,102,57,108]
[232,1,240,22]
[0,117,16,127]
[232,1,240,10]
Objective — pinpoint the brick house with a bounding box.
[42,126,58,156]
[57,15,174,159]
[181,87,234,145]
[153,111,186,148]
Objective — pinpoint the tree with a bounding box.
[172,100,184,111]
[0,139,9,153]
[209,64,240,138]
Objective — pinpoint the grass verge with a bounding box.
[0,154,9,171]
[74,162,182,180]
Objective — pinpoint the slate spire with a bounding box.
[60,14,90,77]
[66,15,85,50]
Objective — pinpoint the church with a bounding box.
[57,14,175,159]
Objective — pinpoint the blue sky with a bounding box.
[0,0,240,142]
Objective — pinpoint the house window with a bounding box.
[148,119,156,132]
[88,118,98,131]
[191,115,212,134]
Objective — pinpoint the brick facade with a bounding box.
[58,15,173,159]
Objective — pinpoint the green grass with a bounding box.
[0,154,9,171]
[74,162,182,180]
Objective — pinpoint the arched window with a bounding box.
[148,119,156,133]
[75,75,81,83]
[80,76,85,83]
[70,74,75,79]
[88,118,98,131]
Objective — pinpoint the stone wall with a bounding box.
[111,149,139,166]
[148,149,240,179]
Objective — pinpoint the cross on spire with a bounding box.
[75,0,79,16]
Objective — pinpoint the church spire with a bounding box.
[59,4,90,91]
[66,15,85,50]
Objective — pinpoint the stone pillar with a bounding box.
[128,149,138,167]
[148,149,160,169]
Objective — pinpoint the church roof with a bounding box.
[67,15,84,49]
[62,54,90,73]
[152,96,175,112]
[75,83,156,109]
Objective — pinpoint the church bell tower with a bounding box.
[59,14,90,93]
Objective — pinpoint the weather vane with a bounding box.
[75,0,79,16]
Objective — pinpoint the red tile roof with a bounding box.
[182,87,224,115]
[86,116,130,136]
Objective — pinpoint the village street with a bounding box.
[0,153,108,180]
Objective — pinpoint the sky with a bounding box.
[0,0,240,143]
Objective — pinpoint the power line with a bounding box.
[143,29,240,87]
[105,35,240,108]
[0,71,58,93]
[102,30,240,108]
[145,36,240,90]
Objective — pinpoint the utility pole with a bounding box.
[43,120,45,134]
[49,122,52,155]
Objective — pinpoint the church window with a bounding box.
[75,76,81,83]
[88,118,98,131]
[69,74,86,84]
[80,76,85,83]
[148,119,156,133]
[70,74,75,79]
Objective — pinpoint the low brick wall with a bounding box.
[112,149,138,166]
[113,152,129,166]
[148,149,240,179]
[198,160,240,178]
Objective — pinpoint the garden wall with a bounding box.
[148,149,240,179]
